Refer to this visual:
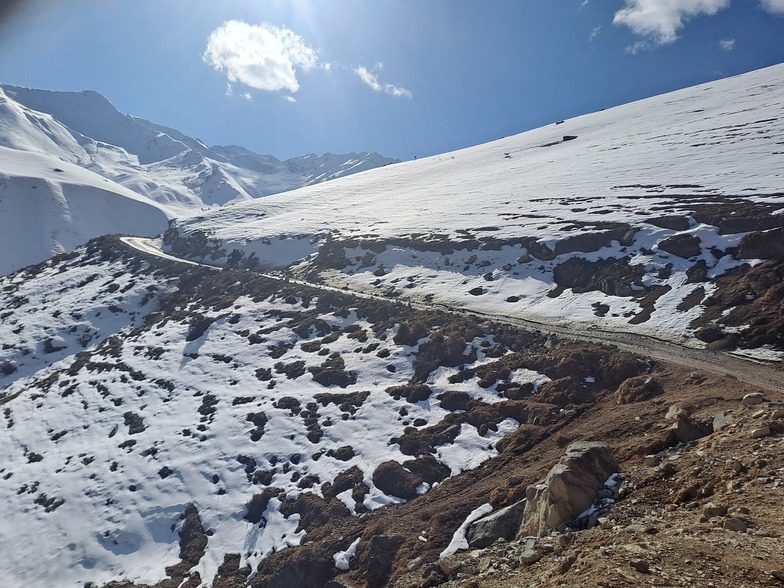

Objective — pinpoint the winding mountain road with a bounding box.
[121,237,784,393]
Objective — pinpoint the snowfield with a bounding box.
[1,63,783,588]
[0,244,533,586]
[165,64,784,356]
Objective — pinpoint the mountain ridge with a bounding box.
[0,83,399,274]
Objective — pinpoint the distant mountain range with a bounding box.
[0,83,398,274]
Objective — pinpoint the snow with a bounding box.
[0,246,539,587]
[165,63,784,347]
[0,83,397,275]
[2,62,784,587]
[439,503,494,559]
[0,146,171,274]
[333,536,361,571]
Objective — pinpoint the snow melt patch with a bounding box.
[440,503,493,559]
[333,537,361,571]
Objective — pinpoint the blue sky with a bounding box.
[1,0,783,161]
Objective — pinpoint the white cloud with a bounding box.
[353,63,412,98]
[719,38,735,50]
[760,0,784,14]
[241,92,253,101]
[284,95,297,103]
[203,21,318,93]
[589,25,602,41]
[613,0,730,48]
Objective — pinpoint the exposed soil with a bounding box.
[241,363,784,588]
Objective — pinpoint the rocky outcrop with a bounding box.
[466,499,527,548]
[737,227,784,260]
[372,460,422,499]
[658,234,701,259]
[665,405,712,444]
[519,441,618,537]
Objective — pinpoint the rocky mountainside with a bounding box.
[0,83,398,274]
[0,236,781,588]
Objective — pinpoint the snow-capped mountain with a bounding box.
[0,84,398,274]
[164,63,784,359]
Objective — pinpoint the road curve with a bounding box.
[121,237,784,392]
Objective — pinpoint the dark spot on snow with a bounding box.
[123,412,145,435]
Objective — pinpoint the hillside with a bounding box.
[164,63,784,360]
[0,84,398,274]
[0,64,782,588]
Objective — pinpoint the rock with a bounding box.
[359,535,404,588]
[371,461,422,499]
[751,426,771,439]
[558,533,574,549]
[695,326,725,343]
[615,375,662,404]
[643,455,660,467]
[407,557,424,571]
[713,410,732,431]
[467,499,527,548]
[771,570,784,583]
[558,554,577,574]
[402,455,451,485]
[665,405,685,420]
[670,413,708,444]
[742,393,765,406]
[702,503,728,519]
[439,555,463,575]
[518,549,541,565]
[723,518,748,533]
[519,441,618,537]
[631,559,650,573]
[772,408,784,420]
[179,504,208,566]
[658,234,701,259]
[737,227,784,260]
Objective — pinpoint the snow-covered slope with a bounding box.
[0,240,540,587]
[0,84,397,274]
[0,146,171,275]
[165,63,784,357]
[3,65,783,588]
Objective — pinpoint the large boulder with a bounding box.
[737,227,784,260]
[466,499,526,548]
[519,441,618,537]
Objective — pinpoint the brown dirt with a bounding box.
[237,361,783,588]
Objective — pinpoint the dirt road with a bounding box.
[121,237,784,392]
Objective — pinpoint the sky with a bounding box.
[0,0,783,161]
